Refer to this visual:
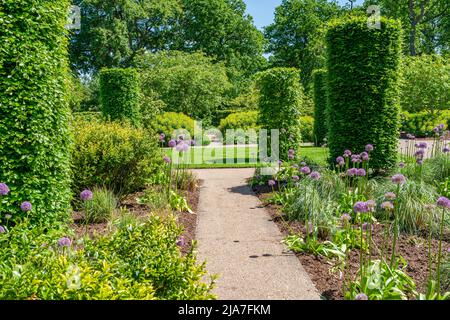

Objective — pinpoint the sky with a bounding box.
[243,0,365,30]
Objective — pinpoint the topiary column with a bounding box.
[0,0,72,224]
[326,16,403,170]
[257,68,303,161]
[100,68,141,127]
[313,69,328,147]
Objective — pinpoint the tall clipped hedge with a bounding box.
[326,16,403,170]
[313,69,328,146]
[0,0,72,224]
[257,68,303,161]
[100,68,141,127]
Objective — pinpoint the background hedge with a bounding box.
[326,16,403,170]
[99,68,141,127]
[257,68,303,161]
[0,0,72,224]
[312,69,328,146]
[401,111,450,137]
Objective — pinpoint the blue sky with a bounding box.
[244,0,365,30]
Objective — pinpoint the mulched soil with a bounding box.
[70,181,202,255]
[253,184,450,300]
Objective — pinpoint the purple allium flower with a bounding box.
[336,156,344,163]
[0,183,9,196]
[416,159,423,166]
[300,166,311,175]
[289,149,295,155]
[443,147,450,153]
[437,196,450,209]
[385,192,396,200]
[163,156,171,164]
[340,213,351,223]
[20,201,32,212]
[337,161,345,167]
[355,293,368,300]
[362,222,373,232]
[176,142,189,152]
[176,236,185,247]
[80,189,93,201]
[343,150,352,157]
[399,162,406,169]
[159,133,165,142]
[190,139,196,146]
[418,142,428,149]
[346,168,358,177]
[365,144,374,152]
[300,162,307,166]
[292,175,300,182]
[433,127,440,134]
[168,140,176,148]
[57,237,72,247]
[381,201,394,211]
[0,226,5,234]
[268,180,276,187]
[354,201,368,213]
[351,157,359,164]
[414,149,425,157]
[278,160,283,165]
[391,174,406,185]
[310,171,321,180]
[439,124,445,130]
[366,200,376,212]
[288,154,295,160]
[360,152,369,161]
[357,168,366,177]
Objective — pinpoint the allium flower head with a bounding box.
[381,201,394,211]
[288,154,295,160]
[385,192,396,200]
[292,175,300,182]
[168,140,176,148]
[340,213,351,223]
[80,189,93,201]
[347,168,358,177]
[437,196,450,209]
[414,149,424,157]
[361,152,369,161]
[418,142,428,149]
[278,160,283,165]
[366,200,376,211]
[355,293,368,300]
[343,150,352,157]
[0,183,9,196]
[362,222,373,231]
[300,162,307,166]
[399,162,406,169]
[439,124,445,130]
[300,166,311,175]
[58,237,72,247]
[354,201,368,213]
[365,144,374,152]
[163,156,171,164]
[433,127,440,134]
[391,174,406,185]
[289,149,295,155]
[443,147,450,153]
[357,168,366,177]
[336,156,344,163]
[310,171,321,180]
[416,159,423,166]
[176,236,185,247]
[268,180,276,187]
[0,226,5,234]
[20,201,32,212]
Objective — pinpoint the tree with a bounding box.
[364,0,450,56]
[400,55,450,114]
[134,51,231,122]
[264,0,342,90]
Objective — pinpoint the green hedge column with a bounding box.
[313,69,328,147]
[100,68,141,127]
[257,68,303,161]
[0,0,72,224]
[326,16,403,170]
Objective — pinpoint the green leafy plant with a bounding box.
[83,188,117,223]
[312,69,328,146]
[283,235,346,260]
[168,191,192,213]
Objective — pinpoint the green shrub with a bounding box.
[313,69,328,146]
[0,0,72,225]
[326,16,403,170]
[256,68,303,161]
[400,110,450,137]
[0,216,214,300]
[71,118,160,197]
[84,188,117,223]
[219,111,259,132]
[99,68,141,127]
[300,116,314,143]
[152,112,211,146]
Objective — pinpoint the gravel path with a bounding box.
[192,168,320,300]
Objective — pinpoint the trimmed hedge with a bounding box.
[99,68,141,127]
[300,116,314,143]
[219,111,259,132]
[401,110,450,137]
[326,16,403,170]
[313,69,328,146]
[0,0,72,225]
[257,68,303,161]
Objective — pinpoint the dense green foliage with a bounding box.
[265,0,341,90]
[326,16,403,170]
[99,68,141,127]
[219,111,259,132]
[312,69,328,146]
[401,111,450,137]
[256,68,303,161]
[0,0,72,225]
[400,55,450,114]
[71,118,160,197]
[300,116,314,143]
[0,216,214,300]
[134,51,230,122]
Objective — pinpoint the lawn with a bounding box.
[163,145,329,168]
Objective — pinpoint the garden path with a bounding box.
[192,168,320,300]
